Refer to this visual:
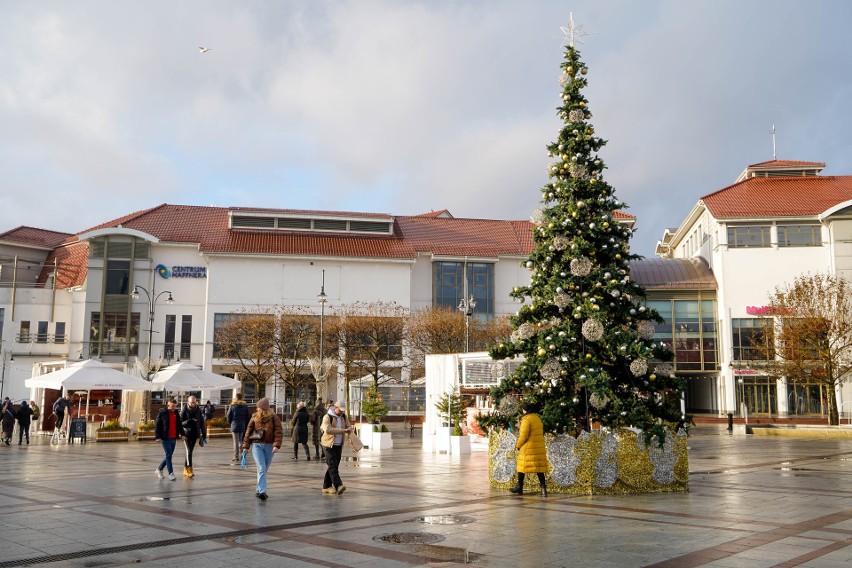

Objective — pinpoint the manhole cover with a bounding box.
[374,532,445,545]
[416,515,476,525]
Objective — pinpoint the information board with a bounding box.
[69,418,87,443]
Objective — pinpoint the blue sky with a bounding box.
[2,1,851,256]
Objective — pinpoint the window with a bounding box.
[36,321,48,343]
[213,313,253,357]
[731,318,774,360]
[90,312,140,356]
[432,262,494,320]
[54,322,66,344]
[727,225,771,248]
[180,315,192,360]
[164,315,176,361]
[778,224,821,247]
[105,260,131,294]
[18,321,30,343]
[647,298,718,372]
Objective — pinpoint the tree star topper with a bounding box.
[560,12,595,48]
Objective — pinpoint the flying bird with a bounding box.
[198,47,210,53]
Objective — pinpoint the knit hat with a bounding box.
[257,397,270,410]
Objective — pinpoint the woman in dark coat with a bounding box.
[290,402,311,460]
[2,401,15,445]
[310,399,326,460]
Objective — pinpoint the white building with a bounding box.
[657,159,852,418]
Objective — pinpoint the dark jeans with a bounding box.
[18,422,30,444]
[323,444,343,489]
[159,439,177,474]
[184,431,199,467]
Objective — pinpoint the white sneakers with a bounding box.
[168,472,177,481]
[155,468,164,479]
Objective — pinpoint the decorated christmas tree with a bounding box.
[485,23,683,444]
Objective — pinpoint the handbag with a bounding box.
[348,433,363,452]
[248,428,265,442]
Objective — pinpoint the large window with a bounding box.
[778,224,821,247]
[36,321,48,343]
[164,315,176,361]
[647,298,718,371]
[90,312,140,356]
[727,225,771,248]
[731,318,774,361]
[433,262,494,320]
[105,260,131,294]
[180,315,192,359]
[54,322,66,344]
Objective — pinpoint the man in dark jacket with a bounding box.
[180,396,206,478]
[53,394,72,432]
[16,400,33,445]
[155,398,186,481]
[226,393,249,462]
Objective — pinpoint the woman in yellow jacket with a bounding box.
[510,403,548,496]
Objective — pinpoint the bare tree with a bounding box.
[275,309,319,413]
[215,311,276,398]
[758,273,852,425]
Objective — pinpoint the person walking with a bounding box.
[226,393,249,462]
[16,400,33,445]
[509,402,548,496]
[155,398,186,481]
[291,401,311,460]
[203,400,216,422]
[180,396,206,478]
[320,401,352,495]
[29,401,40,437]
[1,400,15,445]
[310,399,326,460]
[242,397,283,501]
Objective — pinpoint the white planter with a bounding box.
[450,435,471,455]
[435,427,470,454]
[358,424,394,450]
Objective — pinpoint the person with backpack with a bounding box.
[180,396,206,478]
[226,393,249,462]
[16,400,33,445]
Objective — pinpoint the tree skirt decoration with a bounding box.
[488,428,688,495]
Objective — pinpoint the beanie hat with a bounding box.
[257,397,270,410]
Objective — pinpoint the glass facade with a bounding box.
[731,318,774,360]
[727,225,771,248]
[433,261,494,320]
[90,312,140,356]
[777,224,821,247]
[647,298,718,371]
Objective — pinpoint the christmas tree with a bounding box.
[485,25,682,444]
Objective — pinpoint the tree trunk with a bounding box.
[827,385,839,425]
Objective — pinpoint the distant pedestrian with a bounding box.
[52,394,72,432]
[16,400,33,445]
[242,397,283,501]
[226,393,249,462]
[29,401,40,436]
[1,401,15,445]
[320,401,352,495]
[203,400,216,422]
[509,403,548,496]
[180,396,206,478]
[310,399,326,460]
[290,402,311,460]
[155,398,186,481]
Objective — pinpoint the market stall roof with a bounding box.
[151,362,241,392]
[24,359,153,391]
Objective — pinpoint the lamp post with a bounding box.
[0,344,13,402]
[131,283,174,378]
[318,269,328,399]
[458,296,476,353]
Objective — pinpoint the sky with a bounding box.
[2,0,851,257]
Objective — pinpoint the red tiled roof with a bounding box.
[747,159,826,169]
[611,211,636,220]
[414,209,454,218]
[0,226,72,249]
[396,216,532,257]
[701,176,852,218]
[38,241,89,288]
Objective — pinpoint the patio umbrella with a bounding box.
[24,359,154,391]
[151,362,241,392]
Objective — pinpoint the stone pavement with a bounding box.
[1,425,852,567]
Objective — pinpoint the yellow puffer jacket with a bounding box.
[516,412,548,473]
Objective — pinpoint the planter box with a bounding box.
[358,425,393,450]
[450,435,471,455]
[137,430,155,441]
[206,427,231,438]
[434,427,469,455]
[95,431,130,442]
[488,428,689,495]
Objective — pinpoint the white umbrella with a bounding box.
[151,362,241,392]
[24,359,154,391]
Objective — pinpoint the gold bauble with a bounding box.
[537,348,547,356]
[615,254,622,260]
[566,66,574,74]
[579,101,585,107]
[585,353,592,359]
[649,374,656,381]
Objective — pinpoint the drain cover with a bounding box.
[416,515,476,525]
[374,532,445,545]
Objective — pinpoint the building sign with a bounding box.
[745,305,791,316]
[155,264,207,279]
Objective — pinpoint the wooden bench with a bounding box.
[407,416,423,437]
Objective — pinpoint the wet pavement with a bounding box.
[1,425,852,567]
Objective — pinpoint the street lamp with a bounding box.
[0,345,14,402]
[131,284,174,377]
[318,269,328,398]
[458,295,476,352]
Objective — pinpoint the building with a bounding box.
[657,159,852,418]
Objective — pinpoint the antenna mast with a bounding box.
[771,124,776,160]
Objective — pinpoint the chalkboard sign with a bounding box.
[69,418,87,443]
